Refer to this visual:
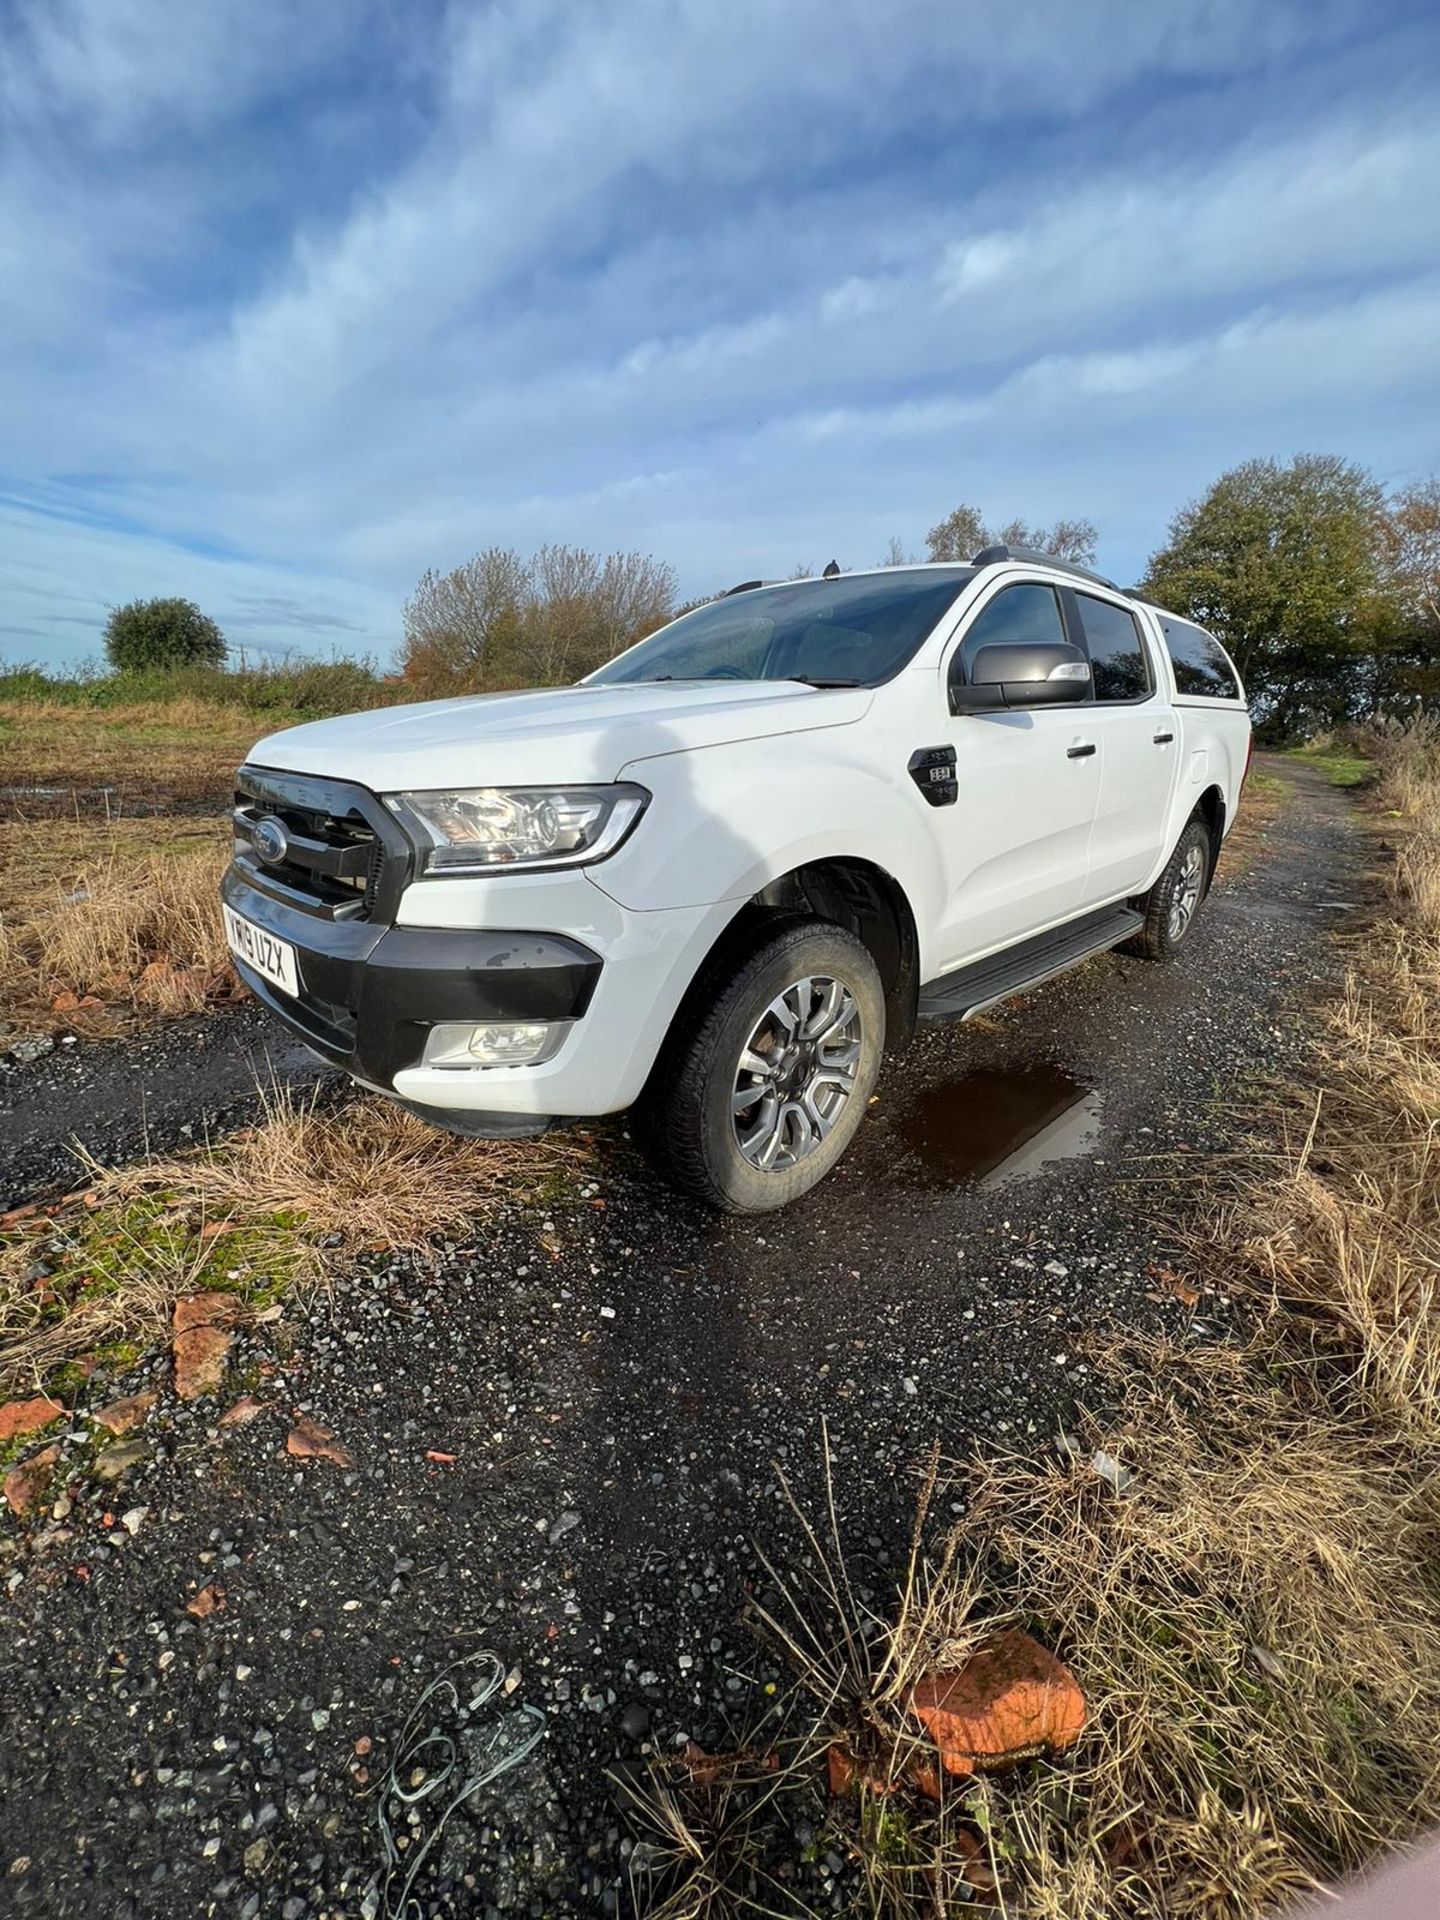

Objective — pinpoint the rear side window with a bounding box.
[957,583,1067,680]
[1161,619,1242,700]
[1073,592,1151,702]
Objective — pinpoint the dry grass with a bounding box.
[0,816,237,1030]
[1218,763,1287,875]
[99,1078,589,1254]
[0,697,263,812]
[0,1082,590,1396]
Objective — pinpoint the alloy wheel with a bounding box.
[1168,841,1206,941]
[731,974,864,1171]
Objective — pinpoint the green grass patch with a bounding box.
[1,1192,308,1399]
[1283,741,1375,787]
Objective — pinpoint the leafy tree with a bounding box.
[925,504,1098,565]
[401,544,676,693]
[104,596,226,672]
[1141,454,1389,739]
[924,504,986,562]
[1373,477,1440,712]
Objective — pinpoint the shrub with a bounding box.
[103,597,227,673]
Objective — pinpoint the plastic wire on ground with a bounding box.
[377,1650,546,1919]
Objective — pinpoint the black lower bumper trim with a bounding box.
[222,864,602,1088]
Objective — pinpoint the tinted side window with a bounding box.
[957,583,1067,681]
[1074,593,1151,702]
[1162,619,1241,699]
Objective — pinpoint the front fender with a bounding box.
[591,738,946,975]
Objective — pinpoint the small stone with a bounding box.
[120,1506,148,1536]
[91,1438,149,1484]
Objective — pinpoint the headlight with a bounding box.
[384,783,648,875]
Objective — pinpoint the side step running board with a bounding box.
[918,903,1143,1023]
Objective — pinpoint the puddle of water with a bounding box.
[892,1063,1102,1190]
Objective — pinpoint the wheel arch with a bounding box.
[1192,783,1227,884]
[658,854,921,1068]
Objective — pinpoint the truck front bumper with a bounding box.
[221,863,603,1130]
[221,862,736,1135]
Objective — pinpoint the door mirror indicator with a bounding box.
[950,642,1091,713]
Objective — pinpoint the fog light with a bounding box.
[421,1021,565,1069]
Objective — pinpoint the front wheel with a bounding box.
[1131,817,1212,961]
[640,921,885,1212]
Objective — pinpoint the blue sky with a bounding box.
[2,0,1438,670]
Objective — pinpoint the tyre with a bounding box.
[639,920,885,1212]
[1130,816,1212,962]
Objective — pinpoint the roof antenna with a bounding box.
[822,559,841,579]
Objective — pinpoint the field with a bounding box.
[1,674,1437,1919]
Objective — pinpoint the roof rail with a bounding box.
[971,544,1120,592]
[720,578,766,597]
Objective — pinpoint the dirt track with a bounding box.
[0,761,1364,1917]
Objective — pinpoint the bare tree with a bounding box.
[401,544,676,693]
[926,504,1099,566]
[1385,478,1440,633]
[401,547,529,687]
[877,535,919,567]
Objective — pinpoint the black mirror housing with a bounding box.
[950,641,1091,714]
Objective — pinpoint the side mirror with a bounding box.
[949,641,1091,713]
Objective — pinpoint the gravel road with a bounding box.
[0,762,1364,1918]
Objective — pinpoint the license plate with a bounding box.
[223,904,299,997]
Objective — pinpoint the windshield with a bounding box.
[586,568,977,688]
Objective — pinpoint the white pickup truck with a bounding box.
[222,548,1251,1210]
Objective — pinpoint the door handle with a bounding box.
[1066,743,1096,759]
[1153,730,1175,745]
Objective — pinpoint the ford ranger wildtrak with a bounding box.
[221,547,1251,1211]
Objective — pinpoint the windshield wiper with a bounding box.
[786,675,863,689]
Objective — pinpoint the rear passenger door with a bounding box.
[1064,588,1178,905]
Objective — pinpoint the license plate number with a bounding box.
[223,905,299,997]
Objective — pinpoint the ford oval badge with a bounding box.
[252,816,289,865]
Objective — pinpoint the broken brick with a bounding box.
[172,1292,238,1400]
[0,1396,66,1443]
[93,1392,157,1437]
[217,1394,266,1430]
[187,1581,226,1619]
[4,1444,61,1518]
[908,1630,1086,1777]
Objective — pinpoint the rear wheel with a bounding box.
[1131,817,1212,961]
[639,921,885,1212]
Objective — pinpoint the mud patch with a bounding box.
[890,1062,1102,1191]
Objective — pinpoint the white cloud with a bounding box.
[0,0,1435,663]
